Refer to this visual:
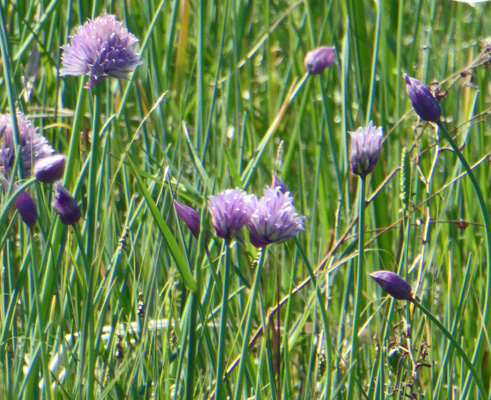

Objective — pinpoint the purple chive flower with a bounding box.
[174,200,201,238]
[34,154,66,183]
[14,189,38,229]
[404,74,442,123]
[304,46,335,74]
[208,189,257,241]
[349,122,383,179]
[61,14,142,89]
[271,173,290,195]
[368,270,414,301]
[53,183,81,225]
[246,187,305,248]
[0,113,55,179]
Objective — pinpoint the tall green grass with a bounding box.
[0,0,490,398]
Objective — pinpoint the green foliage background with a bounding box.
[1,0,491,398]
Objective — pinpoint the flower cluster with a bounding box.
[349,122,383,179]
[0,112,55,179]
[61,14,142,89]
[0,113,79,228]
[174,175,305,248]
[247,187,305,248]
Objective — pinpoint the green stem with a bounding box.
[64,77,87,186]
[234,248,266,398]
[412,300,487,399]
[437,121,491,398]
[347,176,366,400]
[86,85,102,262]
[185,233,203,400]
[215,243,231,399]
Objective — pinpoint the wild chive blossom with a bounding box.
[349,122,383,179]
[304,46,335,74]
[368,270,414,301]
[174,200,201,238]
[404,74,442,123]
[34,154,66,183]
[246,187,305,248]
[53,183,81,225]
[271,173,290,195]
[0,113,55,179]
[208,189,257,241]
[60,14,142,89]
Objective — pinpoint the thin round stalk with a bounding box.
[437,121,491,398]
[215,243,231,399]
[234,248,266,398]
[412,300,487,398]
[86,85,102,262]
[347,176,366,400]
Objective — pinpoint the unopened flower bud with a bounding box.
[15,190,37,229]
[34,154,66,183]
[174,200,200,238]
[304,46,335,75]
[404,74,442,123]
[271,173,290,195]
[53,183,81,225]
[368,270,413,301]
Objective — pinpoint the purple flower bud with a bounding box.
[404,74,442,123]
[14,189,37,229]
[53,183,81,225]
[304,46,335,74]
[34,154,66,183]
[271,173,290,195]
[208,189,257,241]
[174,200,201,238]
[246,187,305,248]
[349,122,383,179]
[61,14,142,89]
[368,270,413,301]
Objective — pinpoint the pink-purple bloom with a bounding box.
[368,270,413,301]
[349,122,383,179]
[34,154,66,183]
[61,14,142,89]
[174,200,201,238]
[246,187,305,248]
[0,113,55,179]
[208,189,257,241]
[404,74,442,123]
[53,183,81,225]
[304,46,335,74]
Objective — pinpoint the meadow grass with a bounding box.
[1,0,491,399]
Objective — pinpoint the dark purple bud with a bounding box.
[271,173,290,195]
[368,270,413,301]
[14,190,37,229]
[34,154,66,183]
[404,74,442,123]
[53,183,81,225]
[174,200,200,238]
[304,46,335,74]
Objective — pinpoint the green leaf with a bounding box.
[126,156,198,293]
